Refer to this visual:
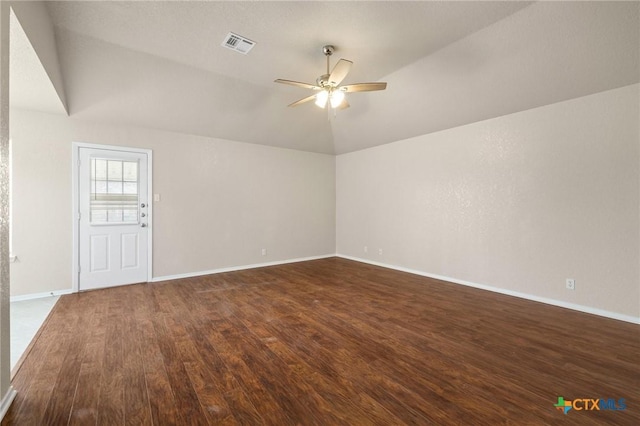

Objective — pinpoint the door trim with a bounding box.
[72,142,153,292]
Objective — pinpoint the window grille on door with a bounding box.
[90,158,139,224]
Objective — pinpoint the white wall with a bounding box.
[9,85,639,321]
[0,0,14,416]
[10,1,67,112]
[10,110,335,296]
[337,84,639,320]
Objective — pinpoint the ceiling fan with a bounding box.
[275,45,387,110]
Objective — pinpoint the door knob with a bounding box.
[141,203,146,208]
[141,223,147,228]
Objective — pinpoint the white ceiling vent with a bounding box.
[222,32,255,55]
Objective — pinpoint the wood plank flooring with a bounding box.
[4,257,639,425]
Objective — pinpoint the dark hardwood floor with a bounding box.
[4,257,639,425]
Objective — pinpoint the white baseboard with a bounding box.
[10,255,337,296]
[337,254,640,325]
[10,289,72,303]
[151,254,337,283]
[0,386,16,421]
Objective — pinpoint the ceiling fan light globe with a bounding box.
[315,90,329,108]
[330,90,345,108]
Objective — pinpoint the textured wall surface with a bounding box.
[337,84,639,319]
[9,110,335,296]
[9,1,67,112]
[0,0,12,411]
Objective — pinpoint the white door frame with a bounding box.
[72,142,153,292]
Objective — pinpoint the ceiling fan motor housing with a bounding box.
[317,74,331,88]
[322,45,335,56]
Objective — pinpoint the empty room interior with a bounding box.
[0,1,639,424]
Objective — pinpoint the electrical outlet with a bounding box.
[261,248,267,256]
[364,246,368,253]
[378,248,383,255]
[566,279,575,290]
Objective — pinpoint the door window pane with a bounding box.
[94,159,107,180]
[91,209,107,223]
[95,181,107,194]
[123,209,138,222]
[123,162,137,181]
[107,161,122,180]
[90,158,139,224]
[107,181,123,194]
[107,209,124,222]
[123,182,137,194]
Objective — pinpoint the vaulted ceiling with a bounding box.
[10,1,640,154]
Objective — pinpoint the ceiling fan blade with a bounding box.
[338,99,350,110]
[275,79,321,90]
[340,82,387,92]
[328,59,353,86]
[287,94,317,107]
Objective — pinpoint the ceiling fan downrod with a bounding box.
[320,45,335,86]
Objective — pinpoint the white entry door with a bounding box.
[78,147,150,291]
